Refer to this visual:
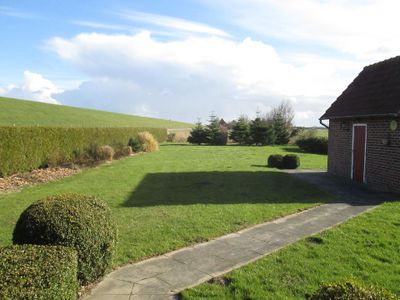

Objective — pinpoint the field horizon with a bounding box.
[0,97,192,128]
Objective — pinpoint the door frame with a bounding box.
[351,123,367,183]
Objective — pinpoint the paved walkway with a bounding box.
[84,171,394,300]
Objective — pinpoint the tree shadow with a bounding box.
[281,147,306,154]
[122,171,331,207]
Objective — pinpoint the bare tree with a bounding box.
[265,100,294,145]
[265,100,294,128]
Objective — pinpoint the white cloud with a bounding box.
[205,0,400,61]
[0,71,63,104]
[47,30,360,125]
[118,10,231,37]
[0,6,35,18]
[72,20,129,31]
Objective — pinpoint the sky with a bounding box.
[1,0,400,126]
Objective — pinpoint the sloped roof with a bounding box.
[320,56,400,120]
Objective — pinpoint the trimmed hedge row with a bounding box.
[13,194,118,285]
[296,136,328,154]
[0,126,167,176]
[0,245,78,300]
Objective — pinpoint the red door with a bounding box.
[352,125,366,183]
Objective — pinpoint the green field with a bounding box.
[0,97,192,128]
[183,201,400,299]
[303,127,328,138]
[0,145,328,266]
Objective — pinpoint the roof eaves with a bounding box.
[320,112,399,120]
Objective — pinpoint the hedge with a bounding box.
[0,245,78,300]
[296,136,328,154]
[13,194,118,284]
[0,126,167,176]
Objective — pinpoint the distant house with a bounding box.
[320,56,400,193]
[219,118,228,130]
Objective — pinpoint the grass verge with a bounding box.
[181,201,400,299]
[0,144,328,266]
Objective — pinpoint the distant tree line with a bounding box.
[188,113,228,145]
[188,101,296,146]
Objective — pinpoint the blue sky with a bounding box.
[1,0,400,125]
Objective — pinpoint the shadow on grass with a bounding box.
[122,171,330,207]
[250,164,271,168]
[281,147,306,154]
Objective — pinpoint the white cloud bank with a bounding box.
[206,0,400,61]
[0,71,62,104]
[47,30,360,125]
[118,10,231,37]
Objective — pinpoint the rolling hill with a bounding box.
[0,97,192,128]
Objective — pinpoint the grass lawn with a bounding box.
[0,145,328,266]
[0,97,192,128]
[182,201,400,299]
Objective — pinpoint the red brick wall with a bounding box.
[328,118,400,193]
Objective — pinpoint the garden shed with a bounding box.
[320,56,400,193]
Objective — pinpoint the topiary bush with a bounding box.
[308,280,398,300]
[282,154,300,169]
[138,131,159,152]
[128,137,142,152]
[268,154,284,168]
[12,194,118,284]
[296,136,328,154]
[0,244,78,300]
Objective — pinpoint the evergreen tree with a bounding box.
[206,113,227,145]
[187,121,207,145]
[250,117,275,145]
[230,115,250,145]
[266,100,294,145]
[273,113,291,144]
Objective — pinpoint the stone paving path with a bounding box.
[84,171,394,300]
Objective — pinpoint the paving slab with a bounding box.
[83,171,395,299]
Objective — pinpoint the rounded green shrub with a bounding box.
[282,154,300,169]
[0,245,78,300]
[12,194,118,284]
[268,154,284,168]
[308,280,398,300]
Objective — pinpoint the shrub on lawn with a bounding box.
[138,131,159,152]
[113,145,133,159]
[308,280,398,300]
[296,136,328,154]
[268,154,284,168]
[0,244,78,300]
[121,145,133,156]
[282,154,300,169]
[12,194,118,284]
[97,145,115,161]
[128,137,143,152]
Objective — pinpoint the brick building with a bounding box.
[320,56,400,193]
